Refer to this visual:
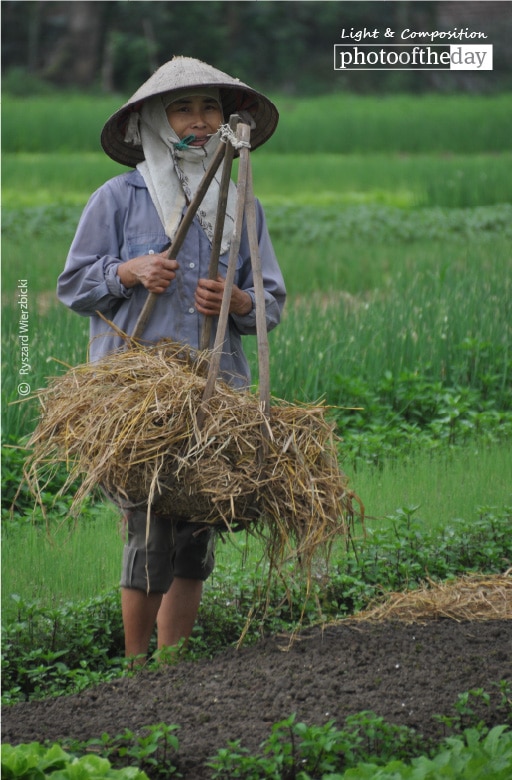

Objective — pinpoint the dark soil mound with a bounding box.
[2,620,511,778]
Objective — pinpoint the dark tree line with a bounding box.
[2,1,510,95]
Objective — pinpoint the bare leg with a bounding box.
[121,587,163,664]
[157,577,203,649]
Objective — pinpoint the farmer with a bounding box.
[57,56,286,665]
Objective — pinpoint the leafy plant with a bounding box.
[1,438,103,523]
[208,713,512,779]
[1,590,127,703]
[0,741,150,779]
[82,724,181,778]
[434,685,512,735]
[338,725,512,780]
[324,505,512,614]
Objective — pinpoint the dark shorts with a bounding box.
[120,508,215,593]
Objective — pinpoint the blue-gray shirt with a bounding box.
[57,169,286,386]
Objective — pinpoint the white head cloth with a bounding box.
[127,90,237,253]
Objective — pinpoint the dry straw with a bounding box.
[348,571,512,624]
[25,338,363,576]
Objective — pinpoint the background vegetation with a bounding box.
[2,0,511,95]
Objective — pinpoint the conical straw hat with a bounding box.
[101,56,279,166]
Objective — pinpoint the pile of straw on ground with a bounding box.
[25,340,362,570]
[348,571,512,623]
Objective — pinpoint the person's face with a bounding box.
[166,94,223,147]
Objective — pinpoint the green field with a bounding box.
[3,92,512,155]
[2,93,511,688]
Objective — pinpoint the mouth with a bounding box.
[173,133,216,151]
[189,135,213,147]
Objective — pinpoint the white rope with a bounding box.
[220,123,252,150]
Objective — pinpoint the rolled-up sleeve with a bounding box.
[57,178,134,317]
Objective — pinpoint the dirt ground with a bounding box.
[2,618,511,778]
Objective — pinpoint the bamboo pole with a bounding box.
[244,159,270,420]
[196,122,251,428]
[200,115,239,351]
[197,122,271,458]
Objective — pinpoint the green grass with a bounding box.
[2,95,123,154]
[2,304,89,438]
[248,238,512,404]
[351,442,512,532]
[1,153,122,208]
[252,153,512,208]
[269,92,512,154]
[1,507,122,619]
[3,92,512,154]
[3,151,512,210]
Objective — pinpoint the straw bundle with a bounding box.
[349,571,512,624]
[25,339,361,569]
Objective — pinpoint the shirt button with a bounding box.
[148,249,155,255]
[188,307,195,314]
[189,262,195,268]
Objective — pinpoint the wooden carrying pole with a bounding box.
[197,121,271,451]
[244,160,271,419]
[200,114,239,351]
